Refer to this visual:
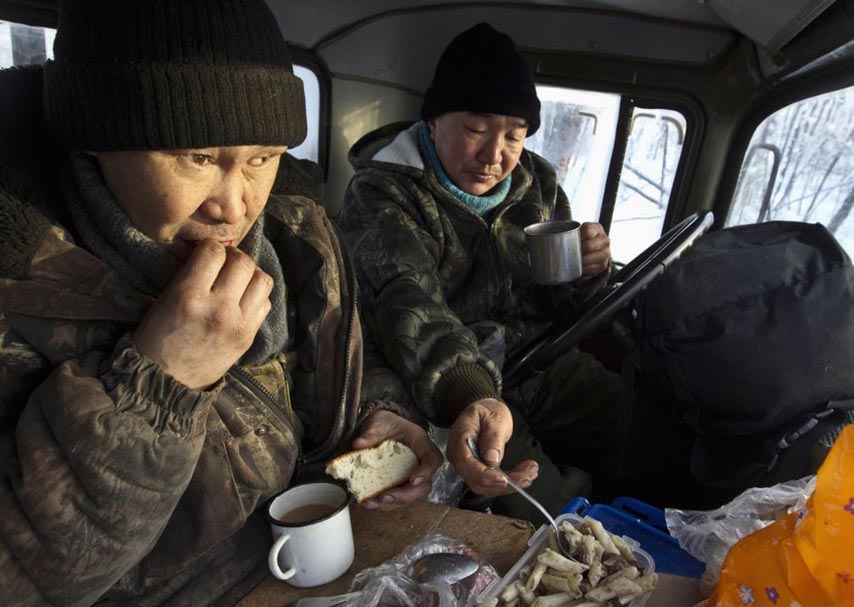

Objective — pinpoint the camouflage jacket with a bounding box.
[0,67,362,607]
[338,122,607,425]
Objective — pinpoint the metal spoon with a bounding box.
[410,552,480,585]
[466,436,577,560]
[281,554,478,607]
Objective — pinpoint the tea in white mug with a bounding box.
[267,482,353,587]
[277,502,337,524]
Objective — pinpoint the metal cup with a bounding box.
[524,220,583,284]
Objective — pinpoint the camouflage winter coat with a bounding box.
[0,67,362,607]
[338,122,607,426]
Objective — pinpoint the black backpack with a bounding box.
[630,221,854,491]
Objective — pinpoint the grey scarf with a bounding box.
[61,151,289,365]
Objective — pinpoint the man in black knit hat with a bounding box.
[339,22,621,522]
[0,1,441,605]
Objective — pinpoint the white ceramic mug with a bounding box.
[266,481,354,587]
[524,220,583,284]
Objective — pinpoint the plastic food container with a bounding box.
[478,513,657,607]
[559,497,704,578]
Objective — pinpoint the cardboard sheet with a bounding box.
[236,500,704,607]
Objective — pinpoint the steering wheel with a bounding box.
[502,210,714,389]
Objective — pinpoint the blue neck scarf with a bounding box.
[418,121,511,216]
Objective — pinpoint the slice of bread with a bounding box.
[325,439,419,503]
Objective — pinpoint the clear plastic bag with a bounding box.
[425,425,466,507]
[704,426,854,606]
[664,475,815,591]
[345,533,498,607]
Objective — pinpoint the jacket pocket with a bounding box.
[223,359,302,518]
[224,417,299,519]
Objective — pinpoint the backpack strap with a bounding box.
[691,401,854,488]
[766,400,854,483]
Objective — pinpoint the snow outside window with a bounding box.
[527,86,687,265]
[527,86,620,226]
[727,85,854,257]
[0,20,55,67]
[611,109,687,263]
[289,65,320,163]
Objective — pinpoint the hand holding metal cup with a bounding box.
[524,220,583,284]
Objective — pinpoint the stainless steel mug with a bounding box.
[524,220,583,284]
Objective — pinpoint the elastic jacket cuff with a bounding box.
[100,334,222,438]
[434,363,500,426]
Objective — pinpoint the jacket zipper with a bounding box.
[229,365,294,432]
[489,203,515,316]
[296,221,358,476]
[231,226,357,481]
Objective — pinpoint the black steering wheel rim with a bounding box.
[502,211,714,389]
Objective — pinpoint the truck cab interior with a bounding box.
[5,0,854,254]
[3,0,854,509]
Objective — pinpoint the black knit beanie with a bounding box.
[421,23,540,135]
[43,0,306,151]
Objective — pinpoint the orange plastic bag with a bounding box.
[706,425,854,607]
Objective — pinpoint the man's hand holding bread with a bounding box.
[327,410,443,511]
[327,400,538,510]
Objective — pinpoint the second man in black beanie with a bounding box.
[421,22,541,135]
[339,23,620,524]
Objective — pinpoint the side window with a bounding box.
[527,86,620,223]
[611,108,687,262]
[289,64,321,163]
[727,86,854,256]
[1,20,323,164]
[527,86,688,263]
[1,20,55,65]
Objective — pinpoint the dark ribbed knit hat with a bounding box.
[421,23,540,135]
[43,0,306,151]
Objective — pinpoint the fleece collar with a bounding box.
[372,122,424,169]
